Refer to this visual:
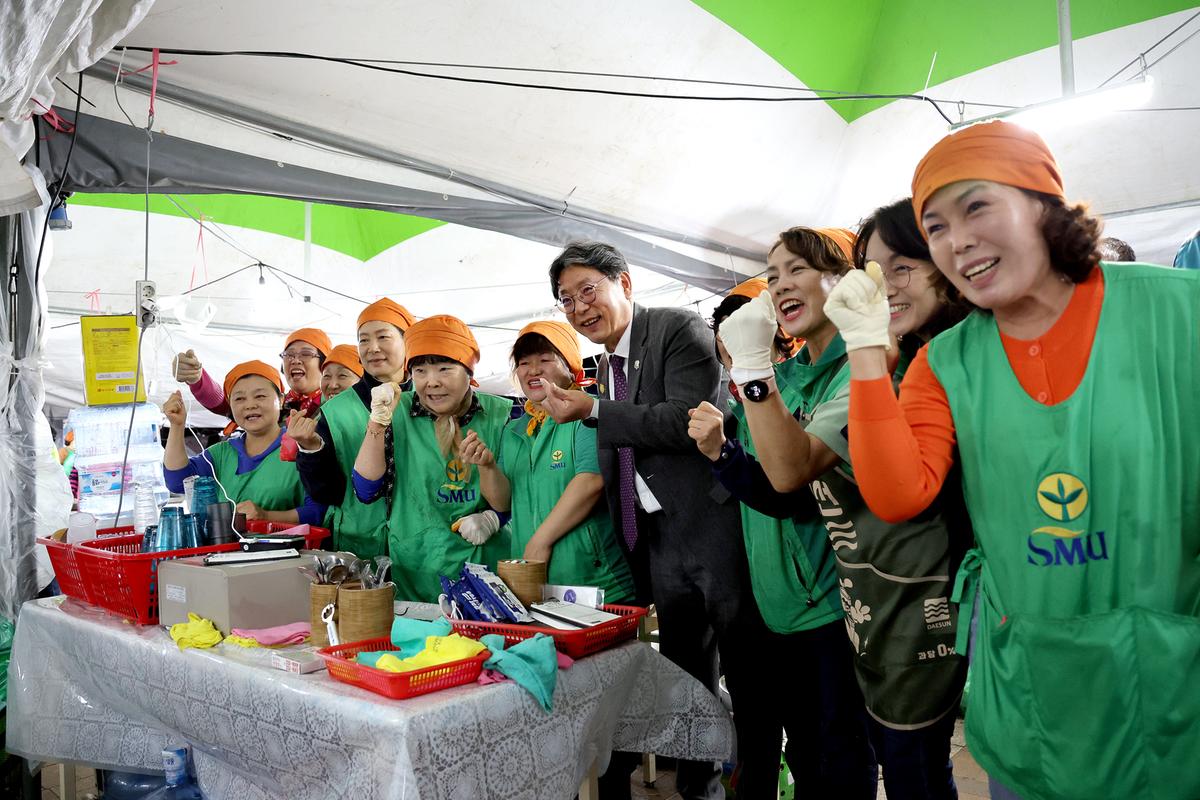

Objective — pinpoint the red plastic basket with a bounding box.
[38,526,239,624]
[451,604,647,659]
[316,637,490,700]
[243,520,331,549]
[39,536,91,603]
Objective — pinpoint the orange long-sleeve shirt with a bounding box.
[849,268,1106,522]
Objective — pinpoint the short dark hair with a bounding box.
[711,294,794,360]
[768,227,852,274]
[1098,236,1136,262]
[855,197,972,337]
[1024,191,1102,283]
[510,332,568,368]
[407,354,471,374]
[549,242,629,300]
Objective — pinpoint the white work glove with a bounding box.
[823,263,891,352]
[719,290,778,385]
[452,510,500,546]
[369,382,400,425]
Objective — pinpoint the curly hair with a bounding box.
[769,227,852,274]
[1026,191,1102,283]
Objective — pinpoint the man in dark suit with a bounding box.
[541,242,776,800]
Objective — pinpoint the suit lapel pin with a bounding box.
[634,360,640,370]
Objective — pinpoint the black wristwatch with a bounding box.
[742,379,771,402]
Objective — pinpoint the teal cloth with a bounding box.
[355,617,452,667]
[480,633,558,712]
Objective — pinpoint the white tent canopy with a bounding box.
[13,0,1200,420]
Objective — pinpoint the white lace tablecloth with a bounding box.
[7,597,731,800]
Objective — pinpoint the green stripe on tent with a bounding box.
[694,1,1195,123]
[69,193,445,261]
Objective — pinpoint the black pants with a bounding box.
[600,508,778,800]
[866,709,957,800]
[763,621,878,799]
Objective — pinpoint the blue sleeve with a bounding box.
[296,494,328,526]
[162,450,215,494]
[351,469,384,504]
[712,439,816,521]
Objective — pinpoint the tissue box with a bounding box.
[158,554,315,635]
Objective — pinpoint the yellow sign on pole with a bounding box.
[80,315,146,405]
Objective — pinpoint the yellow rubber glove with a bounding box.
[169,613,224,650]
[373,634,487,673]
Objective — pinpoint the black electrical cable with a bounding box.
[113,45,1005,112]
[32,73,84,291]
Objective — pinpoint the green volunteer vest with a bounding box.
[927,263,1200,800]
[781,336,966,728]
[387,391,513,602]
[731,378,842,634]
[206,436,305,512]
[321,388,388,560]
[499,414,634,603]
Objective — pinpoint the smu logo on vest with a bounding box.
[438,458,478,504]
[1027,472,1109,567]
[549,449,566,471]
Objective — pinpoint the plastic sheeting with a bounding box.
[0,166,55,619]
[0,0,156,156]
[8,597,733,800]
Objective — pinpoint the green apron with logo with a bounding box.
[205,438,305,511]
[321,388,388,560]
[927,264,1200,799]
[387,391,512,602]
[781,337,966,727]
[498,414,634,603]
[730,374,842,634]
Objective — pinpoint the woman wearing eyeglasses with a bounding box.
[718,226,971,799]
[171,328,332,420]
[351,315,512,602]
[290,299,414,560]
[824,121,1200,800]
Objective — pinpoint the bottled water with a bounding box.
[134,483,160,535]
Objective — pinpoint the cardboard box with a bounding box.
[158,554,315,635]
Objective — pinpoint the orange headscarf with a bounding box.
[515,321,583,377]
[405,315,480,374]
[324,344,364,377]
[357,297,416,333]
[911,120,1064,227]
[728,277,768,299]
[814,228,858,262]
[284,327,332,357]
[223,360,284,399]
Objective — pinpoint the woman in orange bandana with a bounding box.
[161,361,324,524]
[290,298,414,560]
[457,321,634,602]
[352,315,513,601]
[171,327,332,419]
[320,344,363,399]
[824,120,1200,800]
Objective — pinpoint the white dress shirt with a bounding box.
[591,323,662,513]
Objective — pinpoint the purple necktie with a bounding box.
[609,354,638,551]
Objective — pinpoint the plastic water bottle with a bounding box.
[134,483,160,536]
[156,743,202,799]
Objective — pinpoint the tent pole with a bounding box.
[303,202,313,280]
[1057,0,1075,96]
